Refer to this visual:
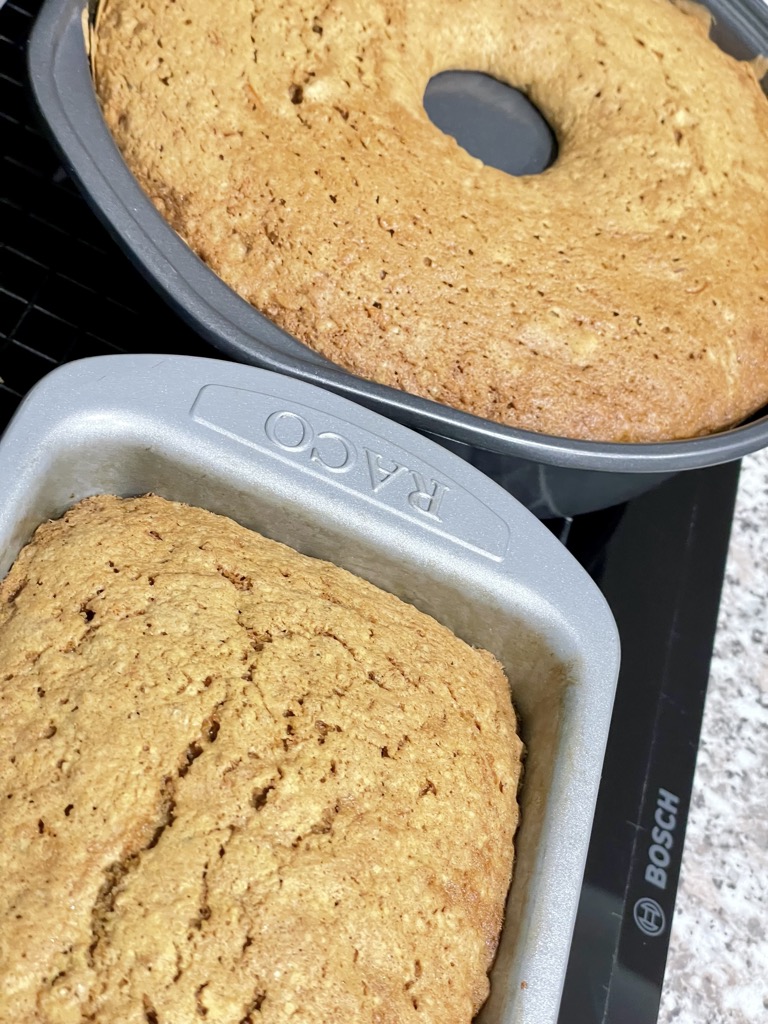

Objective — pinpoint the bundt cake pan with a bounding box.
[27,0,768,518]
[0,353,621,1024]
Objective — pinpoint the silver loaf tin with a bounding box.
[0,354,620,1024]
[26,0,768,518]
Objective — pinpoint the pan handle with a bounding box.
[188,380,511,561]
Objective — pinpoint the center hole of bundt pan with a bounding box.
[423,71,557,176]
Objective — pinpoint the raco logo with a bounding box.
[191,384,510,559]
[264,409,449,521]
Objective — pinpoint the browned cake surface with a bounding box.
[0,495,521,1024]
[92,0,768,442]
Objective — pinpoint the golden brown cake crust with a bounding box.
[92,0,768,442]
[0,495,521,1024]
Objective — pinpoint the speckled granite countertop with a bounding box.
[658,447,768,1023]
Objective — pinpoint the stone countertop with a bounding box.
[658,448,768,1023]
[656,1,768,1015]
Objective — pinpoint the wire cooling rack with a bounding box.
[0,0,215,429]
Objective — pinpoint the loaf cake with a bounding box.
[91,0,768,442]
[0,494,522,1023]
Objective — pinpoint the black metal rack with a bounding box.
[0,4,739,1020]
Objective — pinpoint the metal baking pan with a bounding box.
[27,0,768,519]
[0,354,620,1024]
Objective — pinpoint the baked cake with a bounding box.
[91,0,768,442]
[0,494,521,1023]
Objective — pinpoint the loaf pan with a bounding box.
[0,354,620,1024]
[26,0,768,518]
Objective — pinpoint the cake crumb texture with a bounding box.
[0,495,521,1024]
[92,0,768,442]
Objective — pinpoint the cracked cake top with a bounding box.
[0,494,521,1024]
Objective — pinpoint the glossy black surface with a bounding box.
[556,460,738,1023]
[0,3,741,1021]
